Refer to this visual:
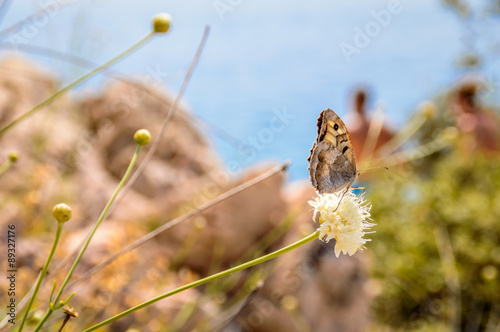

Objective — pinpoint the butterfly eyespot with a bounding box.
[308,109,357,195]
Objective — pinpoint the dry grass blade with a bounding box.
[0,0,80,40]
[379,134,450,168]
[376,111,428,159]
[64,162,290,292]
[105,25,210,217]
[0,0,14,26]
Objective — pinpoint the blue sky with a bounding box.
[2,0,499,179]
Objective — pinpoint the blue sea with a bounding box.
[3,0,499,179]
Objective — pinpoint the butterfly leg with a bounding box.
[332,188,348,213]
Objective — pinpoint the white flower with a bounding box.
[308,190,374,257]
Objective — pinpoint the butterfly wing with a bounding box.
[307,109,357,194]
[308,141,357,194]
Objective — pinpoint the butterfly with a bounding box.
[307,108,358,194]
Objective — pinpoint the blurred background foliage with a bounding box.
[368,94,500,330]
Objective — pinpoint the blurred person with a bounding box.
[450,81,500,153]
[344,88,394,162]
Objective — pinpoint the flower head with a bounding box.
[309,190,374,257]
[52,203,72,223]
[62,305,79,318]
[419,100,437,120]
[152,13,171,34]
[8,151,18,163]
[134,129,151,146]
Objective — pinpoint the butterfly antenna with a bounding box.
[358,166,389,173]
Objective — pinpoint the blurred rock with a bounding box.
[0,57,81,230]
[0,56,55,124]
[78,81,222,211]
[160,163,287,276]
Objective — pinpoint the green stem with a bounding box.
[83,231,320,332]
[0,32,155,137]
[0,159,12,175]
[33,145,142,332]
[18,222,64,331]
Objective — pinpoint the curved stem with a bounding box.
[33,145,142,331]
[18,222,64,331]
[83,231,320,331]
[0,158,12,176]
[0,31,155,137]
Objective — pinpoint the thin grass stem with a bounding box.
[83,231,319,331]
[33,145,142,331]
[17,222,64,331]
[0,158,12,175]
[0,32,155,137]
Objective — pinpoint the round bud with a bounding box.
[481,265,498,281]
[152,13,171,34]
[52,203,72,223]
[419,101,437,120]
[134,129,152,146]
[281,295,298,312]
[442,127,459,143]
[8,152,18,163]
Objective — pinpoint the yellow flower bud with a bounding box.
[442,127,459,143]
[8,152,18,163]
[134,129,152,146]
[419,101,437,120]
[481,265,498,281]
[152,13,171,34]
[52,203,72,223]
[194,217,207,230]
[281,295,298,312]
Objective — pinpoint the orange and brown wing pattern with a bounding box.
[307,109,357,194]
